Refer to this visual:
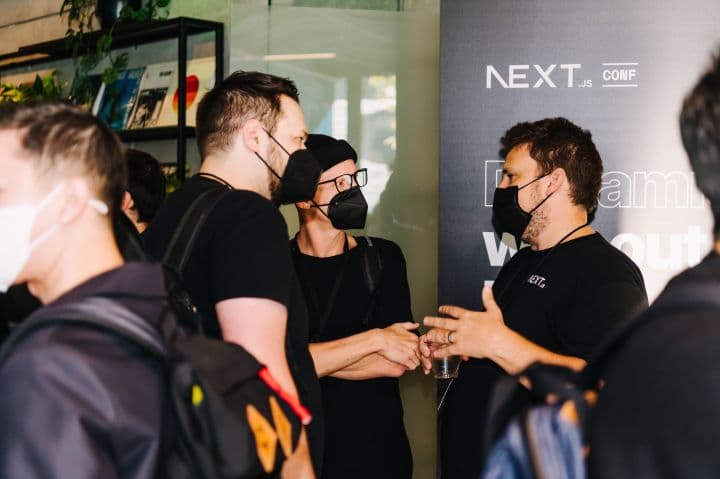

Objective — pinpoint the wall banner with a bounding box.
[440,0,720,308]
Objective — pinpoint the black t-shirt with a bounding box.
[589,252,720,479]
[292,237,413,479]
[440,232,648,479]
[143,175,324,472]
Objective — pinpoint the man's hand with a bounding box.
[417,334,468,374]
[418,335,438,374]
[377,322,421,370]
[423,287,586,375]
[422,286,508,361]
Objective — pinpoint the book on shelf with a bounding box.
[97,67,145,130]
[157,57,216,128]
[126,62,176,129]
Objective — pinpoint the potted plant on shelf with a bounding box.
[60,0,171,107]
[0,71,65,103]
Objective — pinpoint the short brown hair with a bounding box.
[0,102,126,216]
[500,117,603,211]
[196,71,299,159]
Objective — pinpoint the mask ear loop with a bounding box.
[522,171,556,214]
[26,184,64,251]
[88,199,109,215]
[254,129,289,180]
[263,128,292,156]
[254,152,283,180]
[309,199,333,221]
[29,185,109,250]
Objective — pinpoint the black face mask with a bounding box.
[255,130,322,205]
[492,174,552,238]
[314,186,368,230]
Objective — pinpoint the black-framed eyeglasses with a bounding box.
[317,168,368,193]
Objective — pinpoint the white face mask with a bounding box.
[0,183,108,293]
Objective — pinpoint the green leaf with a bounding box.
[98,33,112,53]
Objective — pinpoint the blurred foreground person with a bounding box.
[0,103,167,478]
[589,52,720,479]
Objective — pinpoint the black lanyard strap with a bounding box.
[196,172,233,189]
[495,222,589,305]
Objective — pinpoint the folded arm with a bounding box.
[310,322,420,379]
[330,353,407,380]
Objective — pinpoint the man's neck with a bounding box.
[28,228,124,304]
[199,155,269,199]
[296,223,348,258]
[530,210,593,251]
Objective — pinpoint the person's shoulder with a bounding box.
[646,254,720,318]
[1,323,157,401]
[358,236,405,260]
[574,233,643,275]
[664,253,720,289]
[502,243,534,267]
[215,190,285,226]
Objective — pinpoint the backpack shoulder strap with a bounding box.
[0,296,165,367]
[355,236,384,328]
[163,186,230,275]
[356,236,384,295]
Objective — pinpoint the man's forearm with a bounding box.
[281,428,315,479]
[331,353,406,380]
[490,327,586,375]
[309,329,382,378]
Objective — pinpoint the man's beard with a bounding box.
[521,184,548,246]
[267,144,284,205]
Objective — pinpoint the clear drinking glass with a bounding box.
[431,346,461,379]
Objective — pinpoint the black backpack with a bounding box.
[0,296,303,478]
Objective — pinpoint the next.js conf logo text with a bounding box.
[485,62,638,89]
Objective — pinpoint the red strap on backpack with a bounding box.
[258,367,312,426]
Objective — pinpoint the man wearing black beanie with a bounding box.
[291,133,420,478]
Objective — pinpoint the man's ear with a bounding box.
[545,168,567,195]
[240,119,267,154]
[121,191,134,213]
[296,200,313,210]
[58,177,92,224]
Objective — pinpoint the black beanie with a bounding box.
[305,134,358,171]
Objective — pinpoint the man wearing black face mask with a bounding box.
[421,117,648,479]
[291,134,420,479]
[144,71,321,476]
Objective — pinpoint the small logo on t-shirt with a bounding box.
[527,274,547,289]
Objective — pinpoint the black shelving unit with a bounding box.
[0,17,224,182]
